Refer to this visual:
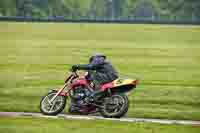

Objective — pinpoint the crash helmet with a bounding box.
[89,53,106,63]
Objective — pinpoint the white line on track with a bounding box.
[0,112,200,125]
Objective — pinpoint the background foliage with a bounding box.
[0,0,200,21]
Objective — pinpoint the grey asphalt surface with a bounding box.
[0,112,200,125]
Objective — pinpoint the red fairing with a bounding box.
[70,78,89,88]
[100,82,114,91]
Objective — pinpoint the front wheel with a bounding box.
[100,94,129,118]
[40,92,66,115]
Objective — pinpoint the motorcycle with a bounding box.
[40,70,138,118]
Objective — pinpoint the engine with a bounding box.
[69,86,91,102]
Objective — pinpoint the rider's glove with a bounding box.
[71,65,79,72]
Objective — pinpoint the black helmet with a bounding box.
[89,53,106,63]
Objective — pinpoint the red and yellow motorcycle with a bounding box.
[40,70,138,118]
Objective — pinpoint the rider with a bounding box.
[71,53,119,102]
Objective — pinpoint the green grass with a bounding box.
[0,22,200,120]
[0,117,200,133]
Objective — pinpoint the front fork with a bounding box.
[49,84,68,103]
[49,74,75,103]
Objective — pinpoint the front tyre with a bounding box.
[40,92,66,115]
[100,94,129,118]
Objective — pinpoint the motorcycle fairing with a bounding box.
[100,78,138,91]
[50,78,89,97]
[113,78,138,87]
[70,78,88,88]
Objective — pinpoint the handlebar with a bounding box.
[64,70,79,83]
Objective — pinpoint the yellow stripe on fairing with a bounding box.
[113,78,135,87]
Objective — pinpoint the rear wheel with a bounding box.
[100,94,129,118]
[40,92,66,115]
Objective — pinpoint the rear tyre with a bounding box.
[40,92,66,115]
[100,94,129,118]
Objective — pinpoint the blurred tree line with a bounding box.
[0,0,200,21]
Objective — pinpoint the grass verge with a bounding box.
[0,117,200,133]
[0,22,200,120]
